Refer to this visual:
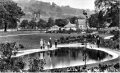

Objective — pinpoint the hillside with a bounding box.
[14,0,94,20]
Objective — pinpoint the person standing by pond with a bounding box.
[43,40,46,49]
[40,39,43,49]
[47,41,50,49]
[96,35,100,48]
[55,39,58,48]
[49,37,52,48]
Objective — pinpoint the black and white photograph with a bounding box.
[0,0,119,72]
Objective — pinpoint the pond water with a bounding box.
[22,47,112,70]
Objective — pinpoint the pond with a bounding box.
[22,47,112,70]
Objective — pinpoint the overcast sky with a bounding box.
[13,0,95,10]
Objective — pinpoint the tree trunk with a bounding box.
[4,22,7,32]
[2,18,7,32]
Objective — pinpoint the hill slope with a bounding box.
[14,0,94,20]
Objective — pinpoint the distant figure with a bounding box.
[55,39,58,48]
[47,41,50,49]
[43,40,46,49]
[96,36,100,48]
[40,39,43,49]
[93,34,97,44]
[49,37,52,48]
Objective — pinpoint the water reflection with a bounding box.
[23,47,112,70]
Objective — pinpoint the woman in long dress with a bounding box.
[43,40,46,49]
[47,41,50,49]
[40,39,43,49]
[49,37,52,48]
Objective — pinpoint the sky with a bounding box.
[13,0,95,10]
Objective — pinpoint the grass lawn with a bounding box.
[0,31,114,49]
[0,32,84,49]
[0,31,42,36]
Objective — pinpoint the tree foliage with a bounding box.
[0,42,25,72]
[46,17,55,28]
[55,19,68,27]
[20,20,29,29]
[28,20,37,29]
[37,19,47,28]
[88,13,99,28]
[94,0,119,27]
[0,0,24,32]
[88,13,106,28]
[69,16,78,24]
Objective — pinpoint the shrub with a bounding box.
[0,42,25,72]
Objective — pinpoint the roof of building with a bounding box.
[51,25,60,28]
[64,22,76,28]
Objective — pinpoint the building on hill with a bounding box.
[77,19,87,30]
[64,22,76,31]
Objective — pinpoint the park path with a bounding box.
[104,35,114,39]
[13,43,119,60]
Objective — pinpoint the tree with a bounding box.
[0,0,24,32]
[37,19,47,29]
[46,17,54,28]
[55,19,68,27]
[69,16,78,24]
[95,0,119,27]
[28,20,37,29]
[0,42,25,72]
[88,13,105,29]
[88,13,99,28]
[0,19,3,29]
[20,20,29,29]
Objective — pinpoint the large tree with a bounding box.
[37,19,47,29]
[0,0,24,32]
[46,17,54,28]
[95,0,119,27]
[28,20,37,29]
[20,20,29,29]
[88,13,106,29]
[55,19,68,27]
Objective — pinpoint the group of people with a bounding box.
[92,34,101,48]
[40,37,58,49]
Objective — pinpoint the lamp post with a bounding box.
[83,10,88,69]
[83,10,88,32]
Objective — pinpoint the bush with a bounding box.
[0,42,25,72]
